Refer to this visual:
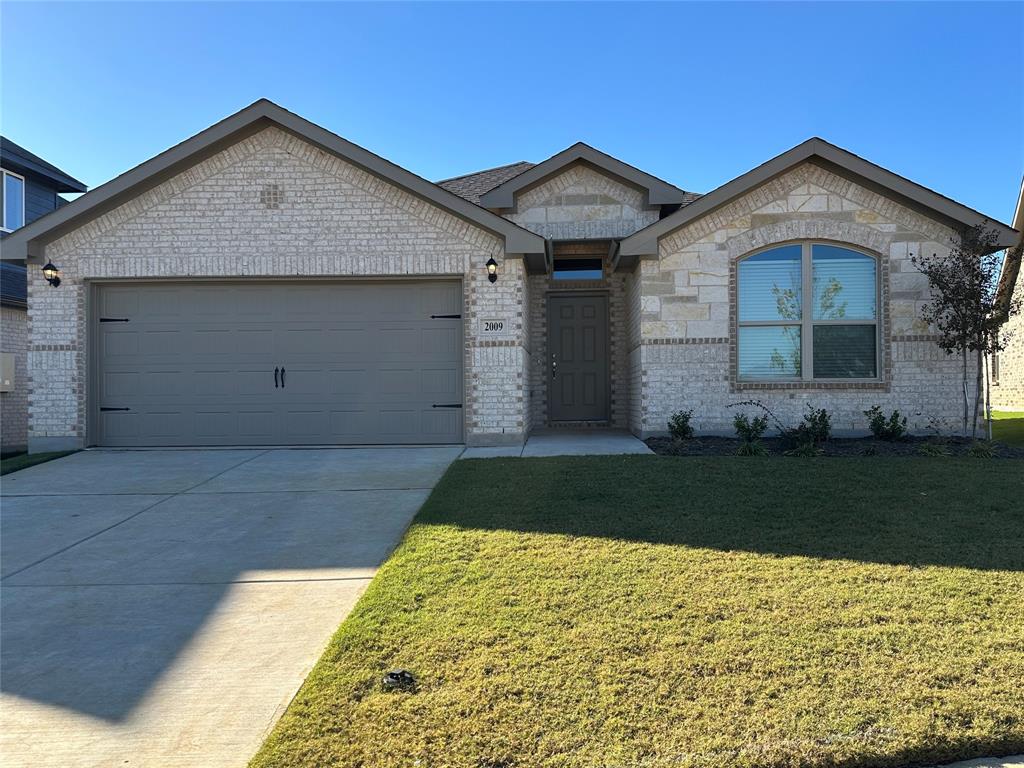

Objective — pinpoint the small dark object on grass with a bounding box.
[382,670,416,690]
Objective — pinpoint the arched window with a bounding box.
[737,243,878,380]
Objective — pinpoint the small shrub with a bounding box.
[864,406,908,441]
[736,440,768,457]
[917,441,952,458]
[861,444,878,457]
[967,440,996,459]
[784,441,823,457]
[792,405,831,446]
[668,409,694,440]
[733,413,769,443]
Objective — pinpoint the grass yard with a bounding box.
[993,411,1024,446]
[0,451,76,476]
[253,457,1024,768]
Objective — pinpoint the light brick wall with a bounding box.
[29,126,529,449]
[1,306,28,452]
[505,164,659,240]
[638,162,975,436]
[991,261,1024,410]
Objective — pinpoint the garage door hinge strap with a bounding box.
[430,314,461,319]
[100,407,131,412]
[99,317,131,323]
[432,403,463,409]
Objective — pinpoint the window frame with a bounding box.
[736,241,882,383]
[1,168,26,232]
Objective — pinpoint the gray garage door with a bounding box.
[93,281,463,446]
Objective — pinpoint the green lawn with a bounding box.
[993,411,1024,446]
[253,457,1024,768]
[0,451,76,476]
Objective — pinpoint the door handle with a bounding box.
[551,354,558,379]
[274,367,279,388]
[280,367,286,388]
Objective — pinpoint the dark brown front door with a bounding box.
[548,294,609,422]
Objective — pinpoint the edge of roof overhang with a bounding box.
[0,99,545,262]
[0,138,87,194]
[619,137,1019,258]
[478,142,688,210]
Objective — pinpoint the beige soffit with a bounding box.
[619,137,1020,257]
[0,99,546,262]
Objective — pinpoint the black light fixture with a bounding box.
[486,256,498,283]
[41,261,61,287]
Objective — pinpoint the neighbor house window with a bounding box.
[1,169,26,232]
[737,243,878,380]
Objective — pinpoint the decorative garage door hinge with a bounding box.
[430,314,461,319]
[99,317,131,323]
[431,403,463,409]
[99,407,131,412]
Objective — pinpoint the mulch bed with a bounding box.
[646,435,1024,458]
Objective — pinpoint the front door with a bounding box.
[548,294,609,422]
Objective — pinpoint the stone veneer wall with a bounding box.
[991,261,1024,410]
[29,126,529,450]
[1,305,28,452]
[504,164,659,240]
[526,243,630,429]
[637,162,977,436]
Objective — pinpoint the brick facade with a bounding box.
[23,121,997,448]
[1,306,28,452]
[28,126,528,450]
[505,164,659,240]
[635,163,976,437]
[991,262,1024,410]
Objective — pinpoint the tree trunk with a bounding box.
[972,345,983,438]
[985,352,993,441]
[961,348,969,435]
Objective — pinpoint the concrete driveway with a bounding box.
[0,446,461,768]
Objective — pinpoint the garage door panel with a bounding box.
[95,281,462,446]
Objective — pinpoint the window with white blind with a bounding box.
[737,243,879,381]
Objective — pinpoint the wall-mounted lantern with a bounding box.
[486,257,498,283]
[42,262,61,287]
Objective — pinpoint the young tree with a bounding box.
[911,224,1021,437]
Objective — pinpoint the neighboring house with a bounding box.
[1,100,1017,452]
[0,137,86,453]
[990,177,1024,411]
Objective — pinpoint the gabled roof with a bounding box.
[0,137,86,193]
[438,161,535,204]
[994,176,1024,324]
[619,137,1019,257]
[478,142,690,209]
[0,100,545,262]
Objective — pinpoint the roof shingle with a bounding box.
[436,162,535,205]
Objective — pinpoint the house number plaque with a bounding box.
[480,318,507,335]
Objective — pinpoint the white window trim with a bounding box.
[737,241,882,383]
[1,168,26,232]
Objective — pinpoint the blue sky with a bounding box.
[2,2,1021,223]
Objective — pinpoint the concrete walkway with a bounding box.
[932,758,1024,768]
[0,446,461,768]
[461,428,653,459]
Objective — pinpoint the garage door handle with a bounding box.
[274,367,279,388]
[432,403,462,409]
[280,367,285,388]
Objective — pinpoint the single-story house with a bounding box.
[0,137,87,453]
[990,177,1024,411]
[1,100,1018,451]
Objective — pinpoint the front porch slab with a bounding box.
[461,429,652,459]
